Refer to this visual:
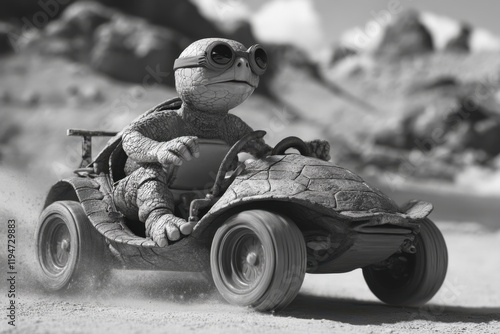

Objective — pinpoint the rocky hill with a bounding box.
[323,9,500,186]
[1,2,500,195]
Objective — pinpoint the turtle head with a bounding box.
[174,38,267,113]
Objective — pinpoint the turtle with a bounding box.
[35,123,448,311]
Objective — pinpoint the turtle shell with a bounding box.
[210,154,400,217]
[91,97,183,175]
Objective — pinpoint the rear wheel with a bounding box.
[211,210,306,311]
[363,218,448,306]
[36,201,110,291]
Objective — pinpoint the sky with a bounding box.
[193,0,500,60]
[248,0,500,40]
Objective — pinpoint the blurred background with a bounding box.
[1,0,500,228]
[1,3,500,331]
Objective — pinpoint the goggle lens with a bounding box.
[210,44,233,65]
[254,47,267,70]
[173,42,268,76]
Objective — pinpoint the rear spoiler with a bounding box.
[67,129,118,168]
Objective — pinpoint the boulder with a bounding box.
[374,86,500,168]
[330,45,357,66]
[24,2,114,61]
[411,76,459,93]
[460,117,500,158]
[45,1,113,39]
[0,0,74,20]
[445,23,471,52]
[90,16,185,86]
[21,1,213,85]
[99,0,222,40]
[0,0,223,41]
[265,43,320,78]
[0,22,15,54]
[374,9,434,58]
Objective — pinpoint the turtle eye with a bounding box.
[210,44,233,65]
[254,47,268,70]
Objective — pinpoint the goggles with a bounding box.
[173,41,268,76]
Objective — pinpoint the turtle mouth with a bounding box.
[208,80,256,88]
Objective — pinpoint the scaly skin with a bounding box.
[113,38,330,247]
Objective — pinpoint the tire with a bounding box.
[210,210,307,312]
[35,201,110,291]
[363,218,448,306]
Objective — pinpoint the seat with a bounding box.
[169,139,230,191]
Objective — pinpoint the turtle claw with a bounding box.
[147,213,188,247]
[180,221,196,235]
[165,222,181,241]
[154,235,168,248]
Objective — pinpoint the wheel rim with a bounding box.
[370,252,417,289]
[366,235,425,292]
[40,217,72,276]
[363,218,448,306]
[219,227,267,293]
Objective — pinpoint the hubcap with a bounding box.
[236,235,263,284]
[246,252,258,265]
[220,228,266,291]
[42,218,71,274]
[370,252,416,289]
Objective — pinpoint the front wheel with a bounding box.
[35,201,110,291]
[363,218,448,306]
[210,210,307,312]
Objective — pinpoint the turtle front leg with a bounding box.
[136,166,191,247]
[143,208,188,247]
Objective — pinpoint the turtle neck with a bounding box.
[178,103,229,139]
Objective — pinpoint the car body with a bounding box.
[36,125,448,311]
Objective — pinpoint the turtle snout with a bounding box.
[235,57,251,79]
[234,57,258,87]
[236,57,250,69]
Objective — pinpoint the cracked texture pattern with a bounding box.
[114,38,269,246]
[209,154,399,215]
[174,38,259,113]
[112,38,331,246]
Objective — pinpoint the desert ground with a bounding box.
[0,167,499,334]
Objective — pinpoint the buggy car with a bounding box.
[36,125,448,311]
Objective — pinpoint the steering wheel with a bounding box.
[211,130,267,197]
[271,136,311,156]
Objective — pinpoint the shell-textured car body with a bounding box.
[36,101,448,311]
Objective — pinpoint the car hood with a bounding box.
[210,154,400,216]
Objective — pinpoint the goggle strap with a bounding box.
[234,50,249,58]
[173,44,267,75]
[173,56,206,71]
